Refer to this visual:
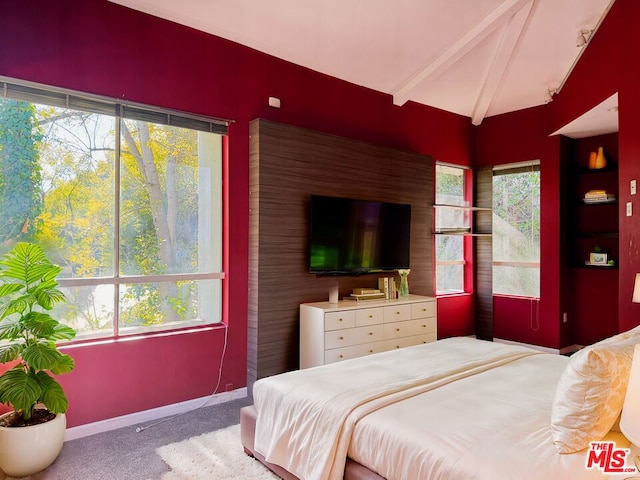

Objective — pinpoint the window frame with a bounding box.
[0,77,230,341]
[434,163,472,296]
[491,161,541,299]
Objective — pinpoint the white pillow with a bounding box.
[551,334,639,453]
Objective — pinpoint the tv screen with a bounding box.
[309,195,411,275]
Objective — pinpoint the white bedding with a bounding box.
[349,353,630,479]
[252,337,633,480]
[253,337,541,480]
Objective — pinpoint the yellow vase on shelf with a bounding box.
[594,146,607,169]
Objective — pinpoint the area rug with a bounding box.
[156,424,279,479]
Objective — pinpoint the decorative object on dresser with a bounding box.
[377,277,397,299]
[344,288,385,301]
[397,269,410,297]
[299,295,436,369]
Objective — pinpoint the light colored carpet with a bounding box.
[156,424,279,480]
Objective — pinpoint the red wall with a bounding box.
[475,106,564,348]
[476,0,640,348]
[1,0,472,427]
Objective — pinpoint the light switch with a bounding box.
[632,179,637,195]
[627,202,633,217]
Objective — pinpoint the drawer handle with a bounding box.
[369,314,373,318]
[396,328,400,332]
[395,311,400,315]
[339,336,344,340]
[422,308,427,312]
[369,349,374,353]
[338,318,343,322]
[339,355,344,358]
[422,324,426,328]
[395,345,400,349]
[368,332,373,336]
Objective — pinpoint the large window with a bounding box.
[0,80,227,339]
[435,164,468,294]
[492,162,540,297]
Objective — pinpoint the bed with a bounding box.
[240,332,640,480]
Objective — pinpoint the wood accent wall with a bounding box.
[474,167,493,340]
[248,119,434,390]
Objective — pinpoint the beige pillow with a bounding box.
[551,335,639,453]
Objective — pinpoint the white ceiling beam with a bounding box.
[471,0,535,125]
[392,0,534,107]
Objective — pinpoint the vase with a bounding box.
[594,146,607,169]
[399,275,409,297]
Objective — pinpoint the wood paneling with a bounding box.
[248,119,434,389]
[475,167,493,340]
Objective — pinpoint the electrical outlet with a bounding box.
[627,202,633,217]
[562,312,568,323]
[632,179,637,195]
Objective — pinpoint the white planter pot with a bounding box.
[0,412,66,477]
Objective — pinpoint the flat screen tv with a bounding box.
[309,195,411,275]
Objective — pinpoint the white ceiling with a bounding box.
[108,0,617,133]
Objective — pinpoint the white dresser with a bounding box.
[300,294,437,369]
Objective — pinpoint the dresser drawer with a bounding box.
[383,332,437,351]
[383,304,412,323]
[355,307,384,326]
[383,317,436,339]
[324,340,386,364]
[324,324,384,349]
[411,301,436,319]
[324,311,356,331]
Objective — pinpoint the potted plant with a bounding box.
[0,242,76,477]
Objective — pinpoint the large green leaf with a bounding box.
[21,344,62,371]
[49,353,74,375]
[0,343,24,363]
[22,311,57,338]
[32,286,65,310]
[0,283,24,297]
[0,318,23,340]
[0,293,30,320]
[50,323,77,342]
[35,372,68,414]
[0,243,59,286]
[0,367,40,414]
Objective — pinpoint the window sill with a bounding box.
[436,291,470,298]
[60,322,226,349]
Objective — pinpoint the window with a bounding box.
[0,80,227,339]
[435,164,468,294]
[492,162,540,297]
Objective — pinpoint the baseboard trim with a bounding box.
[64,387,248,441]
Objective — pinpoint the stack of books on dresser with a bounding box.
[344,287,386,301]
[583,190,616,204]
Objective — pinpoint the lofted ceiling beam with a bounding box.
[392,0,534,107]
[470,0,535,125]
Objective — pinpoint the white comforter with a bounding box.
[349,352,630,479]
[253,337,542,480]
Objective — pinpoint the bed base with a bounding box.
[240,405,385,480]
